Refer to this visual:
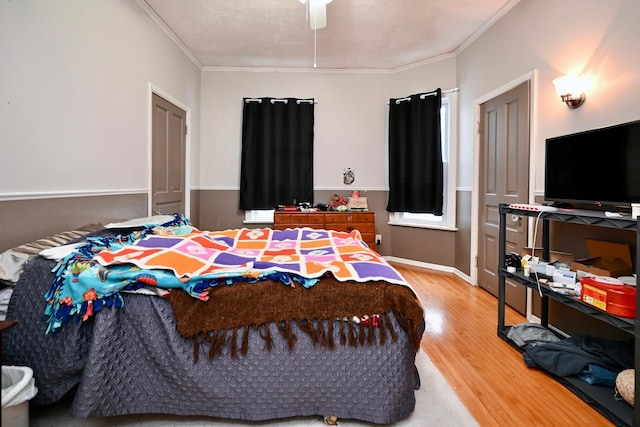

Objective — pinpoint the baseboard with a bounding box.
[384,256,473,285]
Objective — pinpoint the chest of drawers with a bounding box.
[273,211,375,247]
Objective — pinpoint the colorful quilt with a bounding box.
[43,222,409,333]
[96,227,406,286]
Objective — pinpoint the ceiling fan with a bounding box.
[299,0,333,30]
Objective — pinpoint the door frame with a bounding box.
[470,69,538,318]
[147,83,191,219]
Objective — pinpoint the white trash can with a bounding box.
[2,366,38,427]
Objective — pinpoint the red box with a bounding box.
[580,276,636,319]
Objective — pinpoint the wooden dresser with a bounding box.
[273,211,375,247]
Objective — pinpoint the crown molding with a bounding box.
[135,0,203,70]
[455,0,521,55]
[136,0,519,74]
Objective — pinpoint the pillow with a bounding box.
[104,215,176,229]
[0,223,103,286]
[39,242,84,261]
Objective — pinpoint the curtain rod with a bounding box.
[244,98,317,104]
[388,87,459,105]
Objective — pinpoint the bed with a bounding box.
[1,214,424,424]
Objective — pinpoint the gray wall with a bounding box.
[196,190,395,253]
[195,188,459,266]
[455,190,473,276]
[0,190,205,253]
[0,194,147,252]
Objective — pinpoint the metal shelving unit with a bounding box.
[498,204,640,427]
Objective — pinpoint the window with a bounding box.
[389,93,457,230]
[239,97,314,210]
[241,97,314,224]
[245,209,274,224]
[244,94,458,229]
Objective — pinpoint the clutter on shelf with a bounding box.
[505,239,637,317]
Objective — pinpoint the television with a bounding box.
[544,119,640,208]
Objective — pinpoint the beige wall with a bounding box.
[457,0,640,193]
[0,0,202,196]
[199,59,456,190]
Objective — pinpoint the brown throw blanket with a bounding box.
[169,276,424,361]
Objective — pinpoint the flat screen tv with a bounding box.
[544,119,640,208]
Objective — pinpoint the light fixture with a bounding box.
[299,0,333,30]
[553,75,589,109]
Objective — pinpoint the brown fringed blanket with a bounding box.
[169,276,424,361]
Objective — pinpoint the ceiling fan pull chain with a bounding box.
[314,26,317,68]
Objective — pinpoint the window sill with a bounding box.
[387,220,458,232]
[243,220,274,225]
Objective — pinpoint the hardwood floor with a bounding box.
[394,263,616,427]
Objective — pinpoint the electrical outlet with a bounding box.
[375,234,382,245]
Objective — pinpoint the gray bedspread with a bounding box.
[2,242,422,424]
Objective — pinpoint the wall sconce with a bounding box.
[553,75,589,109]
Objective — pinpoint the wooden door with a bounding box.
[152,93,186,215]
[477,81,530,314]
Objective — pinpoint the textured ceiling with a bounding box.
[141,0,516,70]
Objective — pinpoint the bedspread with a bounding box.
[2,249,423,424]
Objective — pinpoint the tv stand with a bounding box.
[498,204,639,426]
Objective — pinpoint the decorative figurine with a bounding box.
[328,194,347,211]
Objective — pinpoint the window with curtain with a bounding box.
[386,89,443,215]
[239,97,315,212]
[389,95,457,230]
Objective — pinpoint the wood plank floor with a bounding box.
[394,263,616,427]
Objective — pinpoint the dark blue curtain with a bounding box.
[386,89,443,215]
[239,98,314,210]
